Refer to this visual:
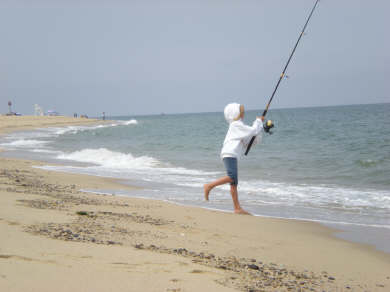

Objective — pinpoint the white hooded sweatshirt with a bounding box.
[221,103,263,159]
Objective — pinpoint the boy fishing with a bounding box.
[204,103,264,215]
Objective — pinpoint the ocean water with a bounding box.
[1,103,389,231]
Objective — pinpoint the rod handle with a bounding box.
[244,136,256,156]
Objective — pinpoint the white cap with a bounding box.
[224,103,241,123]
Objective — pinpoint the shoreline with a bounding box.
[80,185,390,255]
[1,116,390,291]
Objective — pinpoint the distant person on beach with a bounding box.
[204,103,264,215]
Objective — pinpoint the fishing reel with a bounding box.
[264,119,274,134]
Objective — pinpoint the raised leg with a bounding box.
[204,176,233,201]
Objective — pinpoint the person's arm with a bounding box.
[231,118,263,141]
[250,116,264,136]
[243,117,264,146]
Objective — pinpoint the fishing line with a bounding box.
[245,0,320,156]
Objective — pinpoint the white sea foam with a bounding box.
[57,148,159,169]
[51,127,79,135]
[46,119,138,137]
[43,147,390,214]
[0,139,50,148]
[175,176,390,211]
[50,124,112,135]
[31,149,63,154]
[55,147,220,177]
[0,120,140,152]
[119,119,138,125]
[55,146,387,213]
[236,180,390,212]
[36,152,390,230]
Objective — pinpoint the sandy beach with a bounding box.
[1,116,390,291]
[0,115,105,135]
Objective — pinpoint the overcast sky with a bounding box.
[1,0,389,116]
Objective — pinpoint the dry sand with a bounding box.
[1,116,390,291]
[0,115,104,135]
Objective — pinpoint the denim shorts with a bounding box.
[223,157,238,185]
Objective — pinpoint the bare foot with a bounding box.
[234,208,251,215]
[204,184,211,201]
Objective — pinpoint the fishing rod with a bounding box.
[245,0,320,156]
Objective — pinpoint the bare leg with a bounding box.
[204,176,232,201]
[230,185,251,215]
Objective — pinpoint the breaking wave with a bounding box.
[57,148,158,169]
[0,139,50,148]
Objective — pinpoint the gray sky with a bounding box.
[1,0,389,116]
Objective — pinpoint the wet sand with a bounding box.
[1,116,390,291]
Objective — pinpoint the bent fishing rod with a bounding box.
[245,0,320,156]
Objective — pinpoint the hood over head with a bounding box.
[224,103,241,123]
